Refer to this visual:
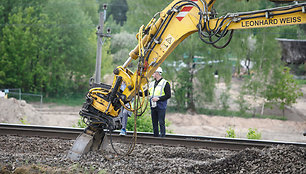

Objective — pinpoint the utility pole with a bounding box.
[93,4,111,86]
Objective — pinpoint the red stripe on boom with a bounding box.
[176,0,198,21]
[176,17,184,21]
[181,6,193,12]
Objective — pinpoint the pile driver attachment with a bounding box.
[67,129,106,160]
[67,81,126,160]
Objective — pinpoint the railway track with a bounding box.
[0,123,305,150]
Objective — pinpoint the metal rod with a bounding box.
[123,57,133,68]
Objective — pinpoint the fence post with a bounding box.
[40,95,43,108]
[19,88,21,100]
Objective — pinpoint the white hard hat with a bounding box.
[156,67,163,74]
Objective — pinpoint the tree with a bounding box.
[110,31,137,66]
[164,31,233,112]
[217,1,299,115]
[0,6,47,92]
[0,0,104,97]
[79,0,99,24]
[108,0,128,26]
[240,26,283,115]
[0,0,43,35]
[266,67,303,117]
[164,35,201,111]
[100,39,114,80]
[40,0,98,96]
[125,0,172,32]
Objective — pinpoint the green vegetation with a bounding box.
[126,107,172,133]
[266,67,303,116]
[225,127,262,139]
[0,0,112,98]
[73,117,87,128]
[168,106,287,120]
[43,93,85,106]
[1,0,304,120]
[288,64,306,76]
[235,93,249,115]
[220,90,231,111]
[127,114,153,133]
[20,116,28,125]
[246,128,262,140]
[296,79,306,85]
[226,127,236,138]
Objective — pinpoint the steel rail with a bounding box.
[0,123,83,139]
[1,123,305,150]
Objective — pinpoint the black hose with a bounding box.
[211,30,234,49]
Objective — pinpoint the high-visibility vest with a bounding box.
[149,78,168,98]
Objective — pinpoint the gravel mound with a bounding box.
[0,98,44,125]
[188,146,306,173]
[0,135,305,173]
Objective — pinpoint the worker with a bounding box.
[119,103,132,136]
[149,67,171,137]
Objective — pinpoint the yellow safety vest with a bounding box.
[149,79,167,97]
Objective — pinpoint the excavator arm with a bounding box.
[68,0,306,160]
[97,0,306,116]
[209,3,306,30]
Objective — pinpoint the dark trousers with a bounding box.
[151,108,166,137]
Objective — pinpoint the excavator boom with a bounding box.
[68,0,306,160]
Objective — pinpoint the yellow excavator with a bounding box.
[67,0,306,160]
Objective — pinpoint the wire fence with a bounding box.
[0,88,43,107]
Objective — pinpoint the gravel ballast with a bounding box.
[0,135,305,173]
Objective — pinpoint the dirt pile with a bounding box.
[0,98,44,125]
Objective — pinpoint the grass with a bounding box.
[43,93,85,106]
[8,91,86,106]
[198,107,287,120]
[296,79,306,85]
[167,106,287,120]
[31,94,287,121]
[44,97,84,106]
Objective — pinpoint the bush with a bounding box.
[226,127,236,138]
[247,128,261,139]
[127,114,153,133]
[127,107,172,133]
[73,117,87,128]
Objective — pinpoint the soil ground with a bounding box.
[166,113,305,142]
[167,79,306,142]
[0,80,305,143]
